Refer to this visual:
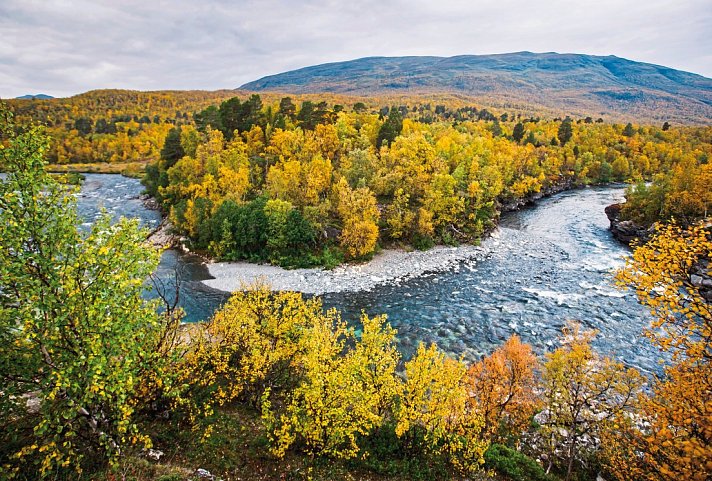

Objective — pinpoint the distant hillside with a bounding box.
[241,52,712,124]
[15,94,54,100]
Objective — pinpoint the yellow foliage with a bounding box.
[396,343,488,473]
[264,313,400,459]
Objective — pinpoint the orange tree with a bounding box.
[604,222,712,480]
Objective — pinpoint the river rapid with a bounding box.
[71,174,656,372]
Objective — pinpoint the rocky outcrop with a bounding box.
[145,219,179,248]
[691,258,712,303]
[500,179,576,213]
[604,203,653,245]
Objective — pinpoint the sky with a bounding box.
[1,0,711,98]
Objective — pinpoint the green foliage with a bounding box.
[557,117,573,145]
[376,107,403,149]
[484,444,558,481]
[0,108,178,478]
[623,122,635,137]
[160,127,185,167]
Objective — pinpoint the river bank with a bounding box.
[204,240,495,295]
[202,181,612,295]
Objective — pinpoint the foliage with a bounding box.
[466,335,540,442]
[264,312,400,459]
[483,444,558,481]
[0,108,178,478]
[616,222,711,362]
[603,222,712,481]
[178,287,326,427]
[10,91,712,267]
[395,343,488,474]
[538,323,643,481]
[622,160,712,226]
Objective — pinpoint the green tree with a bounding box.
[160,126,185,168]
[73,117,93,136]
[352,102,367,113]
[557,117,573,145]
[376,107,403,149]
[512,122,525,143]
[623,122,635,137]
[279,97,296,118]
[0,109,177,477]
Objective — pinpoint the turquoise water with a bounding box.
[71,174,656,371]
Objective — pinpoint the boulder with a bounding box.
[604,203,652,245]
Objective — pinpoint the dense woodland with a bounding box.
[9,91,712,260]
[140,94,712,266]
[1,94,711,481]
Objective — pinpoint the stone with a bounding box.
[144,448,164,461]
[194,468,218,480]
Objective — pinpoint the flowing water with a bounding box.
[62,174,656,371]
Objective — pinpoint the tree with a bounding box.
[395,343,488,473]
[539,324,642,481]
[352,102,367,113]
[334,177,380,258]
[557,117,573,145]
[662,121,671,131]
[604,222,712,481]
[278,97,296,118]
[490,119,503,137]
[623,122,635,137]
[616,222,711,362]
[74,117,92,136]
[194,105,223,133]
[0,109,177,477]
[466,335,539,441]
[218,97,243,139]
[512,122,525,143]
[180,287,324,427]
[376,107,403,149]
[264,312,401,459]
[160,126,185,168]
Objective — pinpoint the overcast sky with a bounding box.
[1,0,710,98]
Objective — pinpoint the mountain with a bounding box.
[15,94,54,100]
[240,52,712,123]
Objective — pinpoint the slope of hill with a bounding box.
[240,52,712,123]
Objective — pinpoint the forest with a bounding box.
[0,102,711,481]
[139,94,712,267]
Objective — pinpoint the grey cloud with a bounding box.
[1,0,710,98]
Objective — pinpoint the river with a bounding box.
[70,174,656,372]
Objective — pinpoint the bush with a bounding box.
[484,444,557,481]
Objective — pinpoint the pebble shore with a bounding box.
[203,234,503,295]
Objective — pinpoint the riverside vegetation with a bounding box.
[141,95,711,268]
[1,99,710,481]
[9,91,712,267]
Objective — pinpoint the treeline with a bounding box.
[7,89,238,164]
[143,93,712,266]
[1,112,710,480]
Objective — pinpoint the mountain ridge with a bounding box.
[15,93,54,100]
[240,52,712,123]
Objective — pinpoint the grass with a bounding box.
[45,161,148,178]
[83,405,495,481]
